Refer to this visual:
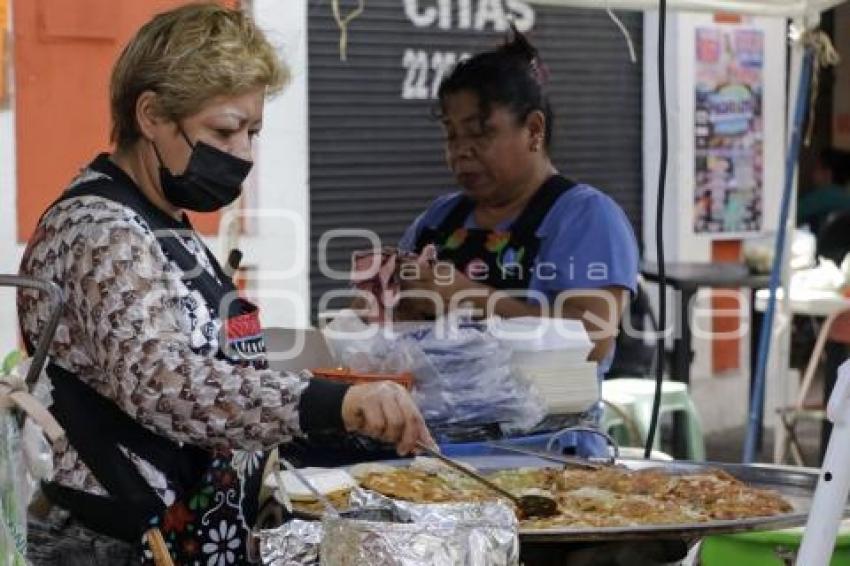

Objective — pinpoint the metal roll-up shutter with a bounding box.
[308,1,643,318]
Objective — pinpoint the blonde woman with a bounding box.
[19,4,432,564]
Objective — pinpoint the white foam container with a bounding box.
[489,316,594,369]
[489,317,598,414]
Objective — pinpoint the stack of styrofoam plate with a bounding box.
[516,362,599,415]
[489,317,593,365]
[490,317,598,415]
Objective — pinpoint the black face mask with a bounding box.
[154,130,253,212]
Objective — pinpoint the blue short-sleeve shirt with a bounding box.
[400,183,640,299]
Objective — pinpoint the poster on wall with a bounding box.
[693,26,764,235]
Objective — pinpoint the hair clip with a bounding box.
[530,57,550,87]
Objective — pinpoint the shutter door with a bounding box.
[308,1,643,318]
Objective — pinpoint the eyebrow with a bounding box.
[211,110,262,128]
[216,110,246,120]
[441,114,482,127]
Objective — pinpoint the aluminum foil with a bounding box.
[320,502,518,566]
[259,520,323,566]
[260,488,519,565]
[350,487,517,527]
[347,486,396,509]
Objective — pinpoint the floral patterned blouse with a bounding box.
[17,163,339,502]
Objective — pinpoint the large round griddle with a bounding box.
[355,454,825,542]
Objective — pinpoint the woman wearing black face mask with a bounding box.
[18,4,433,565]
[152,128,254,212]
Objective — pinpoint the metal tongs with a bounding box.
[415,441,558,518]
[0,275,63,390]
[488,426,620,470]
[272,455,394,523]
[275,455,341,517]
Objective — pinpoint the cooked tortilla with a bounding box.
[358,465,793,528]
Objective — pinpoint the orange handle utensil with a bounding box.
[145,528,175,566]
[310,368,414,390]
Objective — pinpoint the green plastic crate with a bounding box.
[701,526,850,566]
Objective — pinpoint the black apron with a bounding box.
[414,174,575,293]
[25,154,272,563]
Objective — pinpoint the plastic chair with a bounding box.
[601,378,706,461]
[600,393,643,448]
[773,209,850,464]
[774,306,850,465]
[604,278,706,460]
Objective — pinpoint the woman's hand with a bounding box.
[398,259,477,317]
[340,382,436,455]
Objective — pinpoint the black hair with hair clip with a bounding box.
[436,26,554,149]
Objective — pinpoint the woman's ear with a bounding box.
[135,90,163,141]
[525,110,546,152]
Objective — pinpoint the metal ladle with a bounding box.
[415,441,558,519]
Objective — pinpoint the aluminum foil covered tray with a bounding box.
[259,495,519,566]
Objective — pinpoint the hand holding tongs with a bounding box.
[415,441,558,518]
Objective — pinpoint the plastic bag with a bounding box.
[0,355,29,566]
[323,311,430,375]
[19,358,56,486]
[791,258,846,292]
[0,414,27,566]
[0,355,57,566]
[743,228,817,274]
[325,315,545,432]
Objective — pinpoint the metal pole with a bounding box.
[0,275,63,389]
[743,47,815,463]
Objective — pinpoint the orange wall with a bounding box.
[14,0,230,241]
[711,240,743,374]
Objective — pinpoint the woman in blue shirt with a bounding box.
[398,31,639,453]
[400,30,639,366]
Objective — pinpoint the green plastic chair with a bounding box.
[600,390,643,447]
[602,378,706,461]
